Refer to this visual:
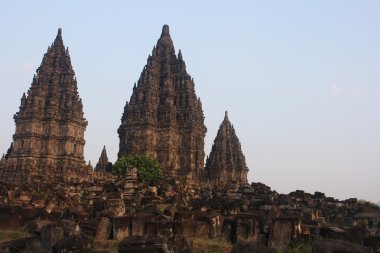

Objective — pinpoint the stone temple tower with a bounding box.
[0,29,89,183]
[204,111,249,189]
[118,25,207,184]
[94,146,109,172]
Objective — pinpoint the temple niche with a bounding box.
[0,29,91,184]
[118,25,207,185]
[204,111,249,190]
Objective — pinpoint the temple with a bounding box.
[94,145,109,172]
[0,26,378,253]
[0,29,90,183]
[118,25,207,185]
[204,111,249,189]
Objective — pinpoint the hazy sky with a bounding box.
[0,1,379,202]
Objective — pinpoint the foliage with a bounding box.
[156,204,170,214]
[112,154,163,184]
[358,199,380,208]
[112,156,130,176]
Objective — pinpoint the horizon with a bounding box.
[0,1,379,203]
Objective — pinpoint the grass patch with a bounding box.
[156,204,170,214]
[276,242,313,253]
[192,238,233,253]
[0,230,31,243]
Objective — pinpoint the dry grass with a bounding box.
[0,230,31,243]
[276,242,313,253]
[192,237,233,253]
[93,240,119,253]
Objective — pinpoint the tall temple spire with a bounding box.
[204,112,249,189]
[0,28,89,184]
[118,25,206,185]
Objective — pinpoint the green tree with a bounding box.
[112,154,163,184]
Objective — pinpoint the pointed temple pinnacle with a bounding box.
[161,24,170,36]
[224,111,229,120]
[55,28,63,41]
[157,24,174,48]
[178,49,183,60]
[53,28,64,50]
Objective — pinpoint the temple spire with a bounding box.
[0,29,88,184]
[204,112,249,189]
[118,25,206,184]
[95,145,109,172]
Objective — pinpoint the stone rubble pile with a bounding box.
[0,178,379,252]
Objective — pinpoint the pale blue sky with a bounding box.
[0,1,379,202]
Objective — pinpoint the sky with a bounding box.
[0,1,379,203]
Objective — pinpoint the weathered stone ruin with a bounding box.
[0,29,91,184]
[0,25,379,253]
[118,25,207,185]
[204,111,249,190]
[1,180,379,252]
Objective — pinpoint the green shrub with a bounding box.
[113,155,163,184]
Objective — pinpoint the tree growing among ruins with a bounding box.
[112,154,163,184]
